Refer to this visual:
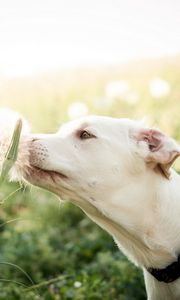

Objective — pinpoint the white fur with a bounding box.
[13,115,180,300]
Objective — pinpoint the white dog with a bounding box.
[21,115,180,300]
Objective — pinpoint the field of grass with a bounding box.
[0,182,146,300]
[0,55,180,299]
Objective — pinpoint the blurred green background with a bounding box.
[0,56,180,299]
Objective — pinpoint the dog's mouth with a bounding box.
[26,165,68,185]
[26,144,69,188]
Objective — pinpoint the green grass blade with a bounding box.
[0,119,22,185]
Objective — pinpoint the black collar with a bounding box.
[148,255,180,283]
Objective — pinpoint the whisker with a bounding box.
[0,186,23,205]
[24,274,70,291]
[0,217,22,229]
[0,262,34,285]
[0,216,41,229]
[0,278,28,288]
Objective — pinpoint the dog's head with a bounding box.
[26,116,180,207]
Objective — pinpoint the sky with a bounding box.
[0,0,180,77]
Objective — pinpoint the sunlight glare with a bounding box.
[0,0,180,77]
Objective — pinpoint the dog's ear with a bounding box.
[134,128,180,179]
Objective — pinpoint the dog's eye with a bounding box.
[80,130,92,140]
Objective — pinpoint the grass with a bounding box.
[0,182,146,300]
[0,119,22,188]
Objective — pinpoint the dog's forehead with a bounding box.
[58,116,136,136]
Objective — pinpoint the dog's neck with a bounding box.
[71,169,180,269]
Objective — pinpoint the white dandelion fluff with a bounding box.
[68,102,88,120]
[149,78,171,98]
[105,80,130,98]
[74,281,82,288]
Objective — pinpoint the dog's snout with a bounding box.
[30,138,49,168]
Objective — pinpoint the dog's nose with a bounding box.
[31,134,45,143]
[31,138,39,142]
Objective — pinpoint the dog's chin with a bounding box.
[24,165,68,191]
